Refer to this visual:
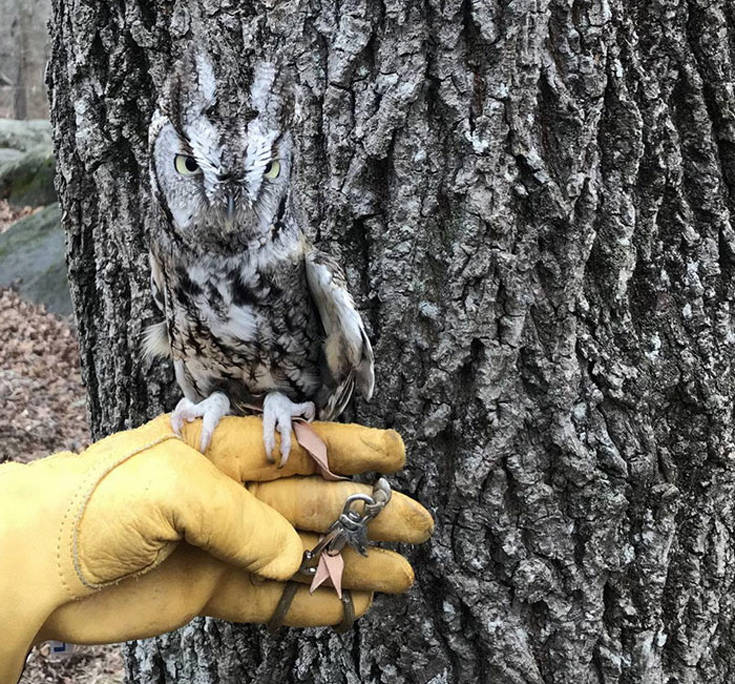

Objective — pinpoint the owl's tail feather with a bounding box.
[141,321,171,360]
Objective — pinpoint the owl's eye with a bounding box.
[264,160,281,179]
[174,154,201,176]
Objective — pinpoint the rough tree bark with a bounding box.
[48,0,735,682]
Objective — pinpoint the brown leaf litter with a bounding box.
[0,199,36,234]
[0,287,124,682]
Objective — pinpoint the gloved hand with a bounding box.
[0,415,433,684]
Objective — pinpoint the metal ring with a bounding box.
[341,493,375,516]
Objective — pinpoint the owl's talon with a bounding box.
[264,434,277,463]
[262,393,316,465]
[301,402,316,418]
[170,392,231,452]
[171,397,192,436]
[278,423,292,467]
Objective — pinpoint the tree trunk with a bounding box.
[0,0,50,119]
[48,0,735,682]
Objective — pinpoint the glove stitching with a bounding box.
[57,462,88,600]
[57,506,72,598]
[67,433,180,591]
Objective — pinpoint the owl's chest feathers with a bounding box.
[167,256,310,349]
[161,242,322,395]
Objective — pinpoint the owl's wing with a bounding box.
[305,249,374,420]
[142,252,172,360]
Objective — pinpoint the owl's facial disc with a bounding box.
[153,120,291,243]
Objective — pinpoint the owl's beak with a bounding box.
[224,192,236,230]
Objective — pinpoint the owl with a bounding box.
[143,52,374,464]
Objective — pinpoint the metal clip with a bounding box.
[298,478,392,574]
[268,479,393,634]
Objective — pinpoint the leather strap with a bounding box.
[267,580,300,633]
[293,421,346,481]
[333,592,355,633]
[267,581,355,634]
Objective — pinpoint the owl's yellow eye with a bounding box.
[174,154,200,176]
[264,160,281,179]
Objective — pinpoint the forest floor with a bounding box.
[0,199,34,231]
[1,200,125,683]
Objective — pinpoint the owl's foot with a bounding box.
[171,391,231,452]
[263,392,316,467]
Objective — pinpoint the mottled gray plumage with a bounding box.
[145,51,373,459]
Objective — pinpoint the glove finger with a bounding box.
[38,543,378,645]
[247,477,434,543]
[163,450,303,580]
[293,532,415,593]
[178,415,405,482]
[79,442,303,585]
[38,546,227,644]
[204,574,373,627]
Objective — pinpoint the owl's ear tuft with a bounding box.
[248,59,296,130]
[163,47,217,134]
[193,51,217,110]
[249,61,277,114]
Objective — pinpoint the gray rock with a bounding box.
[0,119,51,151]
[0,142,56,207]
[0,203,71,315]
[0,148,22,164]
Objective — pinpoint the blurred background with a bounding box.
[1,3,122,682]
[0,0,50,120]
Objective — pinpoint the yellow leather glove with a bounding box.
[0,415,433,684]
